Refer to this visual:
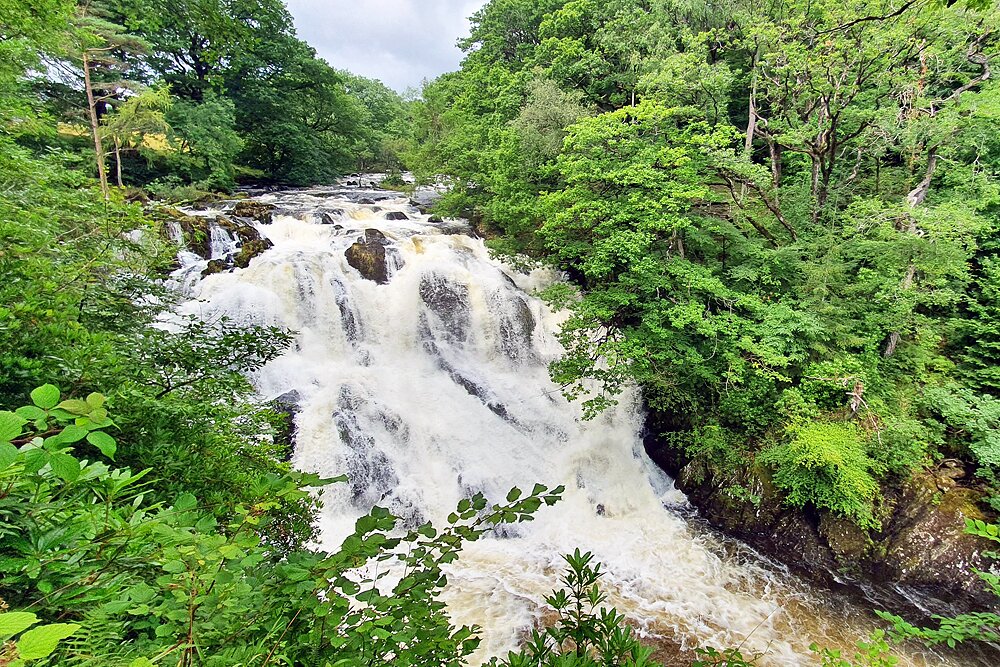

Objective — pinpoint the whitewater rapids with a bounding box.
[168,182,967,666]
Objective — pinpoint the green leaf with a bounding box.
[173,493,198,511]
[57,425,88,444]
[0,442,18,470]
[0,612,38,639]
[56,399,92,416]
[15,406,46,421]
[49,453,81,482]
[506,487,522,502]
[16,622,80,660]
[30,385,60,410]
[0,411,25,443]
[86,393,106,409]
[129,659,155,667]
[86,431,117,460]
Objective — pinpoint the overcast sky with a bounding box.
[285,0,487,93]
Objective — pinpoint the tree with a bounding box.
[100,85,170,186]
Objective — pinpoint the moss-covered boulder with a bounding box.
[231,200,275,225]
[345,229,390,284]
[233,238,273,269]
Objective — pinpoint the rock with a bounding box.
[201,258,229,277]
[359,198,376,205]
[428,215,444,223]
[643,415,999,617]
[233,238,273,268]
[499,295,536,362]
[320,209,344,224]
[879,471,993,608]
[270,390,301,461]
[384,211,409,220]
[177,215,212,259]
[419,274,470,342]
[231,200,275,225]
[345,229,391,284]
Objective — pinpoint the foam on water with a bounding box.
[171,184,968,666]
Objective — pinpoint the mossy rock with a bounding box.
[231,201,275,225]
[233,238,274,269]
[345,229,390,284]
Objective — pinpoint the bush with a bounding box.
[760,422,885,529]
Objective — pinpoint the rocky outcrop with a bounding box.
[644,419,997,617]
[345,229,391,284]
[233,238,273,268]
[231,200,275,225]
[270,390,301,462]
[320,209,344,224]
[419,274,470,343]
[384,211,409,221]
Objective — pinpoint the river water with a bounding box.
[168,181,973,666]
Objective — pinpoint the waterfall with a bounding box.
[171,183,958,666]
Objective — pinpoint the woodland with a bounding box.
[2,0,1000,665]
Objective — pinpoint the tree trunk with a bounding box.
[883,148,937,358]
[114,139,123,188]
[83,51,109,200]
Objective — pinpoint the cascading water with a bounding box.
[170,181,971,666]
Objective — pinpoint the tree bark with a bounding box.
[114,139,123,188]
[83,51,109,200]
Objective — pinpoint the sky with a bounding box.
[285,0,488,93]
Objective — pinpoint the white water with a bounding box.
[171,184,963,666]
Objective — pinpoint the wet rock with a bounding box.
[419,274,470,343]
[499,294,536,362]
[201,258,229,277]
[231,200,275,225]
[233,238,273,268]
[359,198,376,205]
[270,390,301,461]
[320,209,344,224]
[428,215,444,223]
[643,416,999,617]
[384,211,409,221]
[177,215,212,259]
[345,229,390,284]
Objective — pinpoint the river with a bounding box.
[167,180,977,666]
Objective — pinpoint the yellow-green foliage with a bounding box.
[760,423,885,529]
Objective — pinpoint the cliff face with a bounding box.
[643,414,998,617]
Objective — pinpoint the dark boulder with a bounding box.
[320,209,344,224]
[177,215,212,259]
[201,258,230,277]
[270,390,301,461]
[231,200,275,225]
[345,229,391,284]
[643,420,998,617]
[428,215,444,223]
[419,274,470,343]
[384,211,409,221]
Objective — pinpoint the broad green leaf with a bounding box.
[49,453,81,482]
[15,405,46,421]
[16,622,79,660]
[30,385,60,410]
[0,411,25,443]
[57,425,88,444]
[0,612,38,639]
[87,431,117,460]
[86,392,106,409]
[0,442,18,469]
[56,399,92,416]
[129,659,155,667]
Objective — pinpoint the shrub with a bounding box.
[760,422,885,529]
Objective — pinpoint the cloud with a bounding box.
[285,0,486,92]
